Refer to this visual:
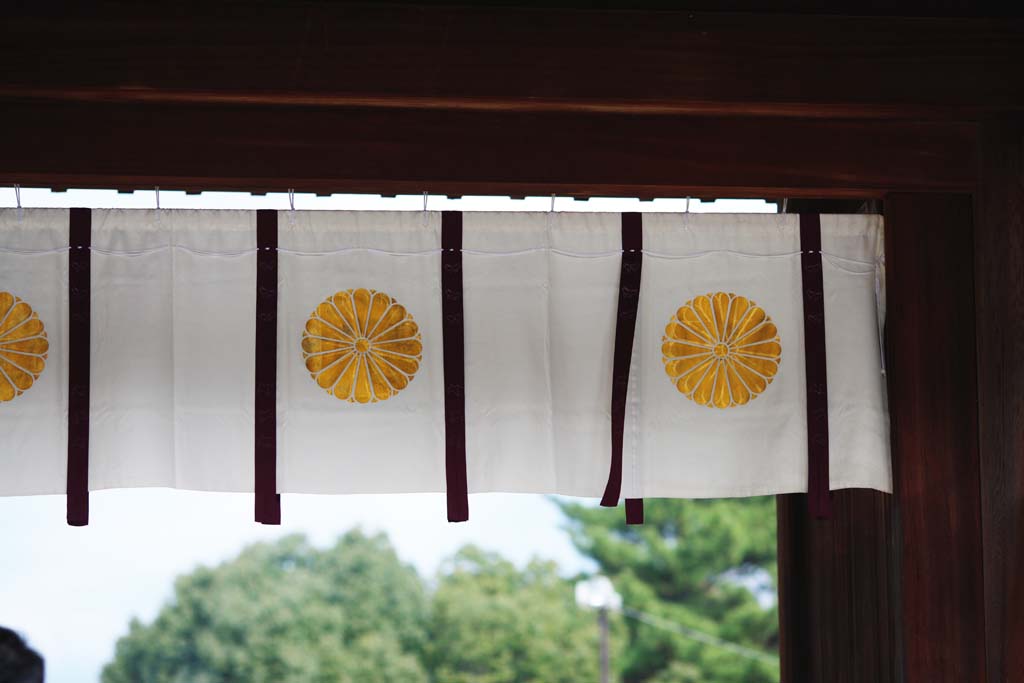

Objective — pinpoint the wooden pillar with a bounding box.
[776,199,896,683]
[976,117,1024,683]
[777,491,897,683]
[885,193,986,682]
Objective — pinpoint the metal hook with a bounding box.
[14,184,22,223]
[154,186,162,226]
[285,188,297,229]
[545,194,557,244]
[685,197,691,214]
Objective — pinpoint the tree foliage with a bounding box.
[558,497,780,683]
[103,498,780,683]
[426,546,618,683]
[102,531,429,683]
[102,532,610,683]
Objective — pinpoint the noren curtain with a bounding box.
[0,209,889,523]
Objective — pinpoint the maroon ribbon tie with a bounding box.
[601,212,644,525]
[800,213,832,519]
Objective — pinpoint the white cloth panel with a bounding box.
[277,211,447,493]
[819,214,890,491]
[462,212,620,496]
[88,210,256,491]
[0,210,69,495]
[628,213,890,499]
[1,209,891,501]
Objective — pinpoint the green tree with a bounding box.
[102,533,611,683]
[426,546,618,683]
[102,501,777,683]
[558,497,780,683]
[101,531,429,683]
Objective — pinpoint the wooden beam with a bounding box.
[0,101,976,198]
[0,3,1021,120]
[885,193,986,682]
[975,116,1024,683]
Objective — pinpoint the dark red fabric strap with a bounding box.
[625,498,645,524]
[67,208,91,526]
[601,212,644,523]
[442,211,469,522]
[254,209,281,524]
[800,213,832,519]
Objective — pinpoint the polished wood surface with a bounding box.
[777,490,896,683]
[885,193,986,682]
[975,116,1024,683]
[0,3,1021,120]
[0,101,977,198]
[0,2,994,196]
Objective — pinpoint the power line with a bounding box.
[620,607,778,664]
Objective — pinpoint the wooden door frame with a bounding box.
[1,4,1020,682]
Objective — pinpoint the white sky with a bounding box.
[0,189,776,683]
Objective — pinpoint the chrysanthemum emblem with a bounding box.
[662,292,781,409]
[301,288,422,403]
[0,292,49,403]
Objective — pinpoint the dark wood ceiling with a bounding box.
[43,0,1018,17]
[338,0,1022,16]
[3,2,1022,118]
[0,1,1018,196]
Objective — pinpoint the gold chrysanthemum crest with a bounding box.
[301,288,422,403]
[0,291,49,403]
[662,292,781,409]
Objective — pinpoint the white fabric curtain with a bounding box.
[0,209,68,495]
[629,214,889,499]
[0,209,890,500]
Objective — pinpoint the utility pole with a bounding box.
[599,605,610,683]
[576,575,621,683]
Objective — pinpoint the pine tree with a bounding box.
[557,497,780,683]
